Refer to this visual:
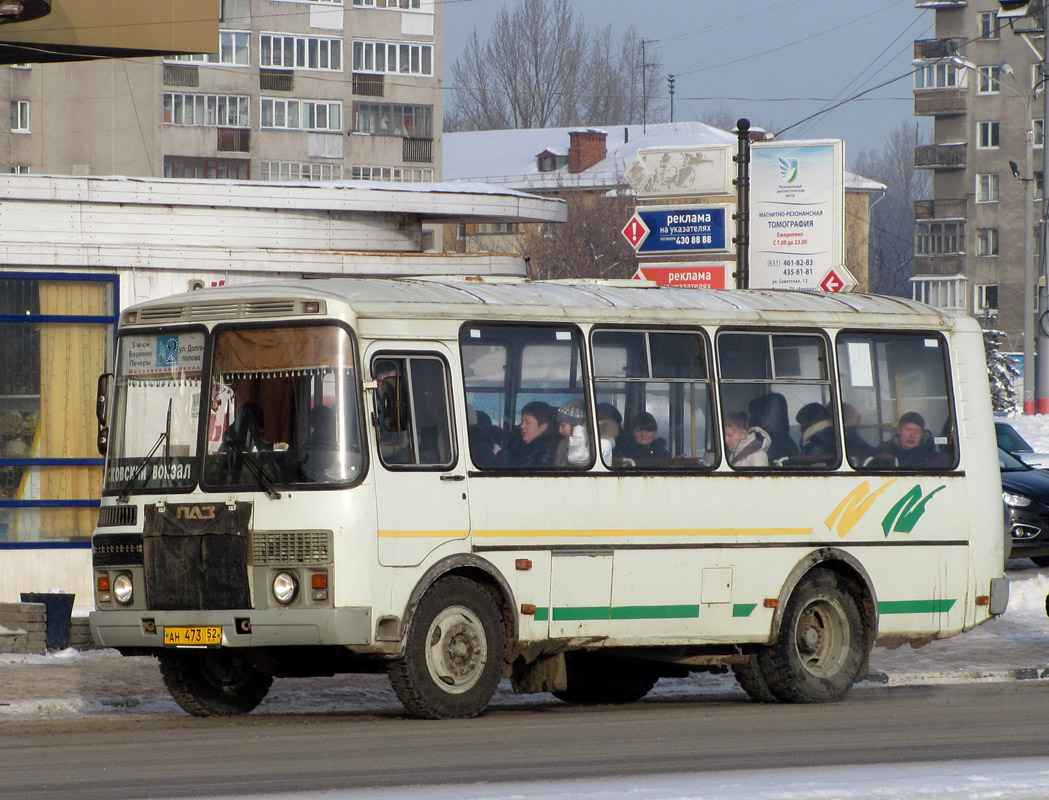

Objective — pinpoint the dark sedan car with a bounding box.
[1001,447,1049,566]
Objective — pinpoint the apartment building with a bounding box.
[0,0,441,185]
[913,0,1042,346]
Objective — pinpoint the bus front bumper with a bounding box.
[89,606,372,650]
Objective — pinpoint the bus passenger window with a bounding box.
[372,355,455,469]
[459,324,589,469]
[591,329,714,470]
[717,332,838,469]
[836,333,956,471]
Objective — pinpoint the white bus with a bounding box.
[89,278,1008,719]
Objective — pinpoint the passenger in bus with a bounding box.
[554,398,590,467]
[747,393,799,465]
[875,411,935,468]
[375,360,411,464]
[467,406,503,467]
[494,401,559,467]
[840,403,876,467]
[222,402,272,454]
[596,403,622,465]
[796,402,837,460]
[616,412,670,465]
[723,412,770,467]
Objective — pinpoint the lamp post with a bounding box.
[953,55,1037,413]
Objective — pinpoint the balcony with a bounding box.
[914,254,967,275]
[163,64,199,88]
[260,70,293,92]
[353,72,384,98]
[914,142,966,169]
[915,198,968,219]
[914,1,966,8]
[403,137,433,163]
[913,38,965,59]
[217,127,250,153]
[914,88,967,116]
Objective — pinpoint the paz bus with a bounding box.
[89,277,1007,719]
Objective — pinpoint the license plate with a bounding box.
[163,626,221,646]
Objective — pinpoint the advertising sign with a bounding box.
[633,264,728,289]
[621,205,729,255]
[748,140,846,290]
[624,145,734,198]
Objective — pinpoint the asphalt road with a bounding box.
[2,681,1047,800]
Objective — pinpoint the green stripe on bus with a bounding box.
[733,603,757,617]
[543,605,701,622]
[878,599,956,614]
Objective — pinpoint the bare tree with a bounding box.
[447,0,665,132]
[851,122,929,297]
[520,185,638,280]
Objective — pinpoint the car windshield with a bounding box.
[999,447,1029,472]
[996,422,1033,454]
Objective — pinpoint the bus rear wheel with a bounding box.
[552,652,658,705]
[158,650,273,717]
[388,577,506,720]
[756,570,868,703]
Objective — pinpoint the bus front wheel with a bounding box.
[158,650,273,717]
[388,577,506,720]
[757,570,868,703]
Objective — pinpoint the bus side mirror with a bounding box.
[381,375,410,432]
[96,373,112,455]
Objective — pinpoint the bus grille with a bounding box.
[135,300,300,324]
[93,533,144,567]
[252,530,331,565]
[97,505,138,527]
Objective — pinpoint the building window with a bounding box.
[167,30,249,66]
[163,93,250,126]
[9,63,31,70]
[10,100,29,133]
[354,0,423,7]
[977,121,1000,149]
[1037,171,1045,201]
[1036,119,1044,148]
[351,165,433,182]
[475,223,520,234]
[352,39,433,76]
[976,173,999,203]
[977,228,1000,256]
[259,161,343,181]
[914,61,959,90]
[913,277,966,310]
[9,164,30,174]
[260,98,342,131]
[354,102,432,137]
[977,65,1000,94]
[975,284,999,314]
[163,156,250,179]
[916,221,963,254]
[260,33,343,71]
[979,11,1001,40]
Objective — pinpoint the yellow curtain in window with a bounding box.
[38,282,107,540]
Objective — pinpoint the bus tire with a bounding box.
[158,650,272,717]
[732,655,779,703]
[757,570,867,703]
[552,652,658,705]
[388,577,505,720]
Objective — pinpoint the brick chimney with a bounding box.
[568,129,607,174]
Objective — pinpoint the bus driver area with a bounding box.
[89,278,1007,720]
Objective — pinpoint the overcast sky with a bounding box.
[440,0,934,167]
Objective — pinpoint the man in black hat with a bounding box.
[876,411,934,468]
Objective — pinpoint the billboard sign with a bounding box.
[748,140,845,290]
[633,264,728,289]
[621,205,729,255]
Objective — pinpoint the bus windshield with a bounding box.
[104,325,363,494]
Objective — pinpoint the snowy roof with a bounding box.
[444,121,885,195]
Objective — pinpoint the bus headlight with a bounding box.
[272,572,298,605]
[1003,491,1032,508]
[113,573,134,605]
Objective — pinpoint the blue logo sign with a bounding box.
[635,207,727,254]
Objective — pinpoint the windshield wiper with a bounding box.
[225,439,281,500]
[118,430,167,503]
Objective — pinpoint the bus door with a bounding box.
[366,348,470,567]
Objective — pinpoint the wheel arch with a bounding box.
[769,547,879,650]
[399,554,518,656]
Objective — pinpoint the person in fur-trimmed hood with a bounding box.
[723,411,770,467]
[796,402,837,459]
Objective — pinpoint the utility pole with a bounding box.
[640,39,656,133]
[668,74,676,123]
[1038,0,1049,412]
